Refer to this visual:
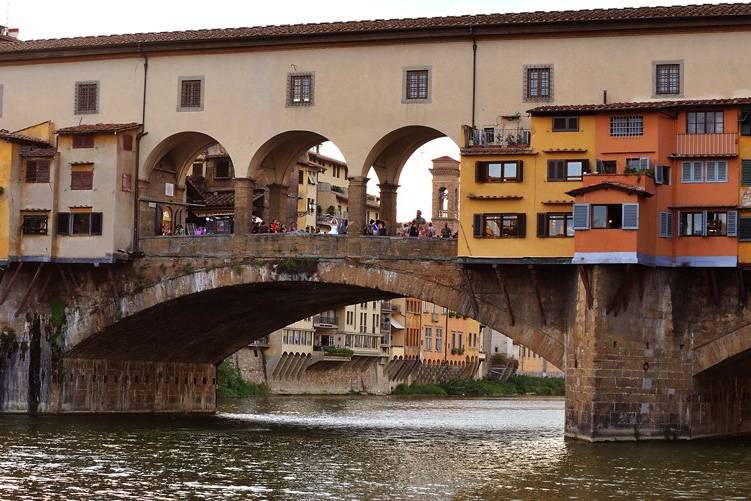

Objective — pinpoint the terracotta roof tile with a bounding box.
[20,147,56,158]
[566,181,653,198]
[0,129,51,147]
[3,4,751,56]
[530,97,751,115]
[56,123,141,135]
[203,192,235,207]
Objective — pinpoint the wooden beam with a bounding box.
[461,266,480,319]
[528,265,547,327]
[0,262,24,306]
[577,265,593,310]
[15,263,45,317]
[493,265,515,326]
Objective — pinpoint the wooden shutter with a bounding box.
[516,161,524,182]
[122,134,133,151]
[581,159,590,174]
[742,160,751,186]
[666,212,673,238]
[622,203,639,230]
[72,135,95,148]
[739,216,751,241]
[71,170,93,190]
[537,213,547,237]
[25,160,37,182]
[655,165,664,185]
[573,204,590,230]
[728,210,738,237]
[517,213,526,238]
[658,211,673,238]
[37,160,50,183]
[475,162,487,183]
[56,213,70,235]
[702,210,709,236]
[91,213,103,235]
[473,214,483,238]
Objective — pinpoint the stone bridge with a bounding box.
[1,234,751,441]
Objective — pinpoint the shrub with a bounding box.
[274,257,319,275]
[216,361,270,398]
[392,383,447,396]
[323,346,354,357]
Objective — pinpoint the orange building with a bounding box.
[530,98,749,267]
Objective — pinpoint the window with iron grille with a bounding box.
[610,115,644,137]
[524,66,552,101]
[687,111,724,134]
[75,81,99,114]
[405,70,429,100]
[177,77,204,111]
[287,73,314,106]
[72,134,95,149]
[22,215,48,235]
[655,63,681,95]
[71,167,94,190]
[25,159,50,183]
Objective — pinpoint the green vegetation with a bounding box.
[216,361,270,398]
[323,346,354,358]
[274,257,319,275]
[392,376,564,397]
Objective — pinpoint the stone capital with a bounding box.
[347,176,370,187]
[378,182,400,193]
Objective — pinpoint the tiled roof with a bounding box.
[566,181,654,198]
[0,129,51,146]
[432,155,459,162]
[529,97,751,115]
[20,147,56,158]
[203,191,235,207]
[3,4,750,56]
[56,123,141,135]
[467,194,524,200]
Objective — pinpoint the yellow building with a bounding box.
[458,115,595,260]
[738,112,751,264]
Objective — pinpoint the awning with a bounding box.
[390,318,405,330]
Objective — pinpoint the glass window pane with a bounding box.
[503,162,517,180]
[72,213,90,235]
[487,163,502,179]
[567,161,583,179]
[592,206,607,228]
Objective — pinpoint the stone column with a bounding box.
[233,178,255,236]
[346,176,369,236]
[378,182,399,236]
[268,183,291,226]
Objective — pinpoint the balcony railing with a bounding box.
[249,335,270,347]
[313,315,337,327]
[463,125,531,149]
[674,133,738,157]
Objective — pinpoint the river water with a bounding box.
[0,396,750,499]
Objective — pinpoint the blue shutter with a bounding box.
[573,204,590,230]
[655,165,664,185]
[659,211,673,238]
[728,210,738,237]
[742,160,751,186]
[667,212,673,237]
[622,203,639,230]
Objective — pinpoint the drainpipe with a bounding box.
[132,47,148,253]
[470,26,477,128]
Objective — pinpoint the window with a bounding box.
[75,81,99,114]
[552,116,579,132]
[743,160,751,186]
[742,107,751,136]
[122,134,133,151]
[655,63,681,96]
[57,212,103,236]
[548,159,589,181]
[214,160,230,179]
[476,161,523,183]
[192,163,204,177]
[681,160,727,183]
[71,167,93,190]
[596,160,617,174]
[22,215,48,235]
[739,216,751,241]
[474,213,526,238]
[298,170,304,185]
[72,134,95,149]
[591,204,623,229]
[25,159,50,183]
[287,73,314,106]
[626,157,650,172]
[121,173,132,192]
[610,115,644,137]
[655,165,671,185]
[165,182,175,197]
[537,213,574,237]
[0,84,3,118]
[680,211,703,236]
[483,127,495,144]
[706,211,728,236]
[525,65,552,101]
[435,328,443,352]
[179,78,203,110]
[360,312,367,333]
[687,112,724,134]
[424,327,432,351]
[404,69,430,101]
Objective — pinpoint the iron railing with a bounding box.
[463,125,531,149]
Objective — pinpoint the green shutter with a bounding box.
[473,214,484,238]
[742,160,751,186]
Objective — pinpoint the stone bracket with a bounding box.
[493,264,515,326]
[461,266,480,318]
[529,265,546,327]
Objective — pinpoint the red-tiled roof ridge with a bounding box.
[308,150,347,167]
[0,129,51,147]
[3,3,751,55]
[56,123,141,134]
[432,155,459,162]
[566,181,654,198]
[529,97,751,114]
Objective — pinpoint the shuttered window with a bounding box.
[705,160,728,182]
[572,204,590,230]
[537,213,574,237]
[739,216,751,241]
[681,161,704,183]
[122,134,133,151]
[476,161,523,183]
[548,159,588,181]
[71,168,93,190]
[742,160,751,186]
[659,211,673,238]
[474,213,526,238]
[727,211,738,237]
[622,203,640,230]
[25,160,50,183]
[72,134,95,148]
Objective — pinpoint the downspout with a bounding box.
[132,46,148,253]
[471,26,477,128]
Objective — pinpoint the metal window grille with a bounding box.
[526,67,550,98]
[656,64,680,95]
[22,215,48,235]
[290,75,313,104]
[610,115,644,137]
[180,79,202,108]
[405,70,429,99]
[75,82,98,114]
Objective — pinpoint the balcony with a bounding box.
[313,315,338,328]
[462,125,531,152]
[673,133,738,157]
[249,335,270,348]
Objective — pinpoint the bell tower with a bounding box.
[429,156,460,234]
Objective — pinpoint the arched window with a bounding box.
[161,207,173,235]
[438,187,448,216]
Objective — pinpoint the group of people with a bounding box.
[252,219,290,234]
[397,210,457,239]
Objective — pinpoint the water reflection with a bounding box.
[0,396,747,499]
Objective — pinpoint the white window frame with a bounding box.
[705,160,728,183]
[165,182,175,197]
[681,161,704,183]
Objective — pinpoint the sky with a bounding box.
[4,0,730,221]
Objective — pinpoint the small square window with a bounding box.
[524,65,552,102]
[177,77,204,111]
[71,168,94,190]
[287,73,314,106]
[22,215,48,235]
[214,160,231,179]
[75,81,99,114]
[25,159,50,183]
[72,135,95,149]
[655,63,681,96]
[552,116,579,132]
[405,70,429,100]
